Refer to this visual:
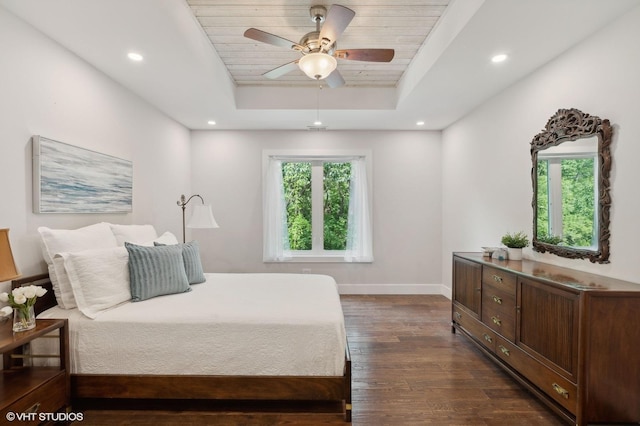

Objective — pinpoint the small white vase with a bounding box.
[507,247,523,261]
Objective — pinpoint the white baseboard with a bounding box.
[338,283,451,299]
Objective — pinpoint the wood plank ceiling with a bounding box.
[186,0,450,88]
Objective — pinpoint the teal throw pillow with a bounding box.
[125,242,191,302]
[154,240,206,284]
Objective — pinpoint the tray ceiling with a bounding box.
[187,0,449,88]
[1,0,638,130]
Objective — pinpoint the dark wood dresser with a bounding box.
[451,252,640,425]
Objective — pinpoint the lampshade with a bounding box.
[187,204,219,229]
[0,229,20,282]
[298,52,337,80]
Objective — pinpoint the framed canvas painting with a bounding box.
[32,135,133,213]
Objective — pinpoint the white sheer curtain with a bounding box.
[344,157,373,262]
[263,158,291,261]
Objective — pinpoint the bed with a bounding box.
[15,223,351,421]
[18,272,352,420]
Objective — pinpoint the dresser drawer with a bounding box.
[482,282,516,341]
[482,266,516,295]
[453,306,497,353]
[1,372,68,425]
[495,336,577,415]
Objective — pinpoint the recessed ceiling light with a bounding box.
[127,52,144,62]
[491,53,508,63]
[207,120,216,125]
[416,121,425,126]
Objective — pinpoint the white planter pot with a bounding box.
[507,248,523,260]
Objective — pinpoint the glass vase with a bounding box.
[13,305,36,332]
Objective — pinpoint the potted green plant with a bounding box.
[501,231,529,260]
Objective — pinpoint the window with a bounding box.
[263,151,372,262]
[537,153,598,248]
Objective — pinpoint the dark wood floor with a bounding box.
[75,295,564,425]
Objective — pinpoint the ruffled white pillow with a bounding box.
[38,223,118,309]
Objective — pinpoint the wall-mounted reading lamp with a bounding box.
[177,194,219,243]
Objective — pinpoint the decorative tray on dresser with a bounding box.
[451,252,640,426]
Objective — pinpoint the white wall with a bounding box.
[0,7,191,289]
[442,6,640,289]
[190,130,443,293]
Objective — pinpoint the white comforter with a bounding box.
[36,273,346,376]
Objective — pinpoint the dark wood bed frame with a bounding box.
[13,274,352,421]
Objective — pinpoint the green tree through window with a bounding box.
[282,162,311,250]
[282,161,351,251]
[537,156,596,247]
[323,162,351,250]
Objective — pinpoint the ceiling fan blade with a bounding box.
[325,69,345,88]
[319,5,355,48]
[244,28,300,50]
[334,49,395,62]
[263,60,300,79]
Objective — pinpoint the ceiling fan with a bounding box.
[243,4,395,88]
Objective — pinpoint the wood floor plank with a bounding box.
[73,295,565,425]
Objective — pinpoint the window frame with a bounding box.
[262,149,372,263]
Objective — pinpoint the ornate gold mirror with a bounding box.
[531,108,612,263]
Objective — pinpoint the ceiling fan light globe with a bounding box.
[299,52,337,80]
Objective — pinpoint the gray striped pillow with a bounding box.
[154,240,206,284]
[125,242,191,302]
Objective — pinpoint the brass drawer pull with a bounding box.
[483,333,493,344]
[552,383,569,399]
[498,345,510,356]
[492,274,503,283]
[491,316,502,326]
[454,311,462,320]
[492,295,502,304]
[24,402,41,414]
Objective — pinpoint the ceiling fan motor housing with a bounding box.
[309,5,326,24]
[300,31,336,55]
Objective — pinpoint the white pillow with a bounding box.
[136,231,180,247]
[153,231,179,245]
[109,224,158,246]
[58,246,131,319]
[38,223,118,309]
[51,257,77,309]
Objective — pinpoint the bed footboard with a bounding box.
[72,375,346,400]
[72,343,352,421]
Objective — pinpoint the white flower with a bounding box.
[22,285,37,299]
[0,306,12,316]
[5,285,46,308]
[13,294,27,305]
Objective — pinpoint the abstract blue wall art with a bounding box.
[32,135,133,213]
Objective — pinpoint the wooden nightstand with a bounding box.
[0,318,69,424]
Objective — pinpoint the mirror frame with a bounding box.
[531,108,612,264]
